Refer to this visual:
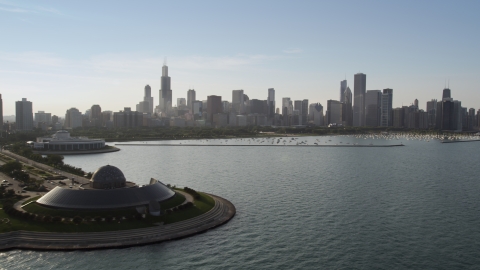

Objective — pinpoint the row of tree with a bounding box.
[7,143,92,178]
[0,161,46,192]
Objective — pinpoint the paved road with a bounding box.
[0,194,235,251]
[0,150,90,194]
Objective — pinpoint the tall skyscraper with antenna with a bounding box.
[159,61,172,113]
[442,88,451,100]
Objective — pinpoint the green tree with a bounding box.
[12,170,29,182]
[72,216,83,225]
[47,155,64,167]
[0,161,22,174]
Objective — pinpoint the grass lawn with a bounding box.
[158,192,215,224]
[160,192,186,209]
[0,190,215,233]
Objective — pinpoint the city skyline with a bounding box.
[1,1,479,115]
[1,67,475,119]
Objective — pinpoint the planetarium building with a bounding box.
[36,165,175,211]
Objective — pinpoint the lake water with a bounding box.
[2,135,480,269]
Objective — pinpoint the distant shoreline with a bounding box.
[33,147,120,155]
[115,143,405,147]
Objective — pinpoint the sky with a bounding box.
[1,0,479,116]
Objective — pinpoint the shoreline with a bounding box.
[33,147,120,155]
[441,139,480,143]
[0,194,235,251]
[115,143,405,147]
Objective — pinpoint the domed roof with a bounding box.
[90,165,126,189]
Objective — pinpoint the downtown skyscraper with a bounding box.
[380,88,393,126]
[159,64,172,113]
[267,88,275,120]
[144,85,154,114]
[15,98,33,131]
[232,90,245,114]
[340,80,347,103]
[343,86,353,126]
[365,90,382,127]
[353,73,366,127]
[187,89,196,113]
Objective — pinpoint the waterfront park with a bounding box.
[0,141,235,250]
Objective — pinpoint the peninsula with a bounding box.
[0,158,235,251]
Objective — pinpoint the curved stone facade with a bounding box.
[36,181,175,210]
[34,130,105,151]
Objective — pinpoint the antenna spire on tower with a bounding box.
[164,57,167,66]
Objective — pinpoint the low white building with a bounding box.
[33,130,105,151]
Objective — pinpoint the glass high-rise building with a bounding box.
[442,88,451,100]
[301,99,309,125]
[340,80,347,103]
[343,87,353,126]
[353,73,366,126]
[365,90,382,127]
[159,64,172,113]
[144,85,154,114]
[294,100,303,125]
[187,89,196,113]
[426,99,437,128]
[381,88,393,126]
[207,95,222,123]
[310,103,324,126]
[232,90,245,114]
[326,100,343,125]
[267,88,275,120]
[64,107,82,129]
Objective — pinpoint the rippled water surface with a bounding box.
[2,136,480,269]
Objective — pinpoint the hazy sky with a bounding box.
[1,0,479,116]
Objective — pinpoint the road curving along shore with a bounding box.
[0,194,235,251]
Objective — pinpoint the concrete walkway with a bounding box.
[13,198,31,213]
[0,194,235,251]
[176,190,194,204]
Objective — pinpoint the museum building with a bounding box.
[33,130,105,151]
[36,165,175,215]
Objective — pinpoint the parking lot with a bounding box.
[0,150,91,197]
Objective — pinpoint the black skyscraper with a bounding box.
[353,73,366,126]
[442,88,451,100]
[159,64,172,112]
